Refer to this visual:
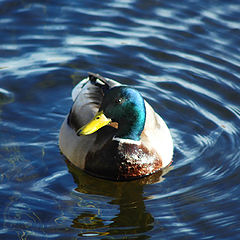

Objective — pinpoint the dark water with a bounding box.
[1,0,240,239]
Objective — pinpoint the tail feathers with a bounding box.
[88,72,110,93]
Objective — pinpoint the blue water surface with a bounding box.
[0,0,240,239]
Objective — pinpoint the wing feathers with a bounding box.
[68,73,119,131]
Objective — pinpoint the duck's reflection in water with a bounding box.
[66,159,172,238]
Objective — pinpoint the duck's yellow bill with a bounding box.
[76,111,111,136]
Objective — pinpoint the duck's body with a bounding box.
[59,73,173,180]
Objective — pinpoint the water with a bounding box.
[0,0,240,239]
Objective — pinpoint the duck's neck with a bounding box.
[115,107,146,141]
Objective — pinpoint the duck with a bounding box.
[59,73,173,181]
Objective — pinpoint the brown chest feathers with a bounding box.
[84,140,163,181]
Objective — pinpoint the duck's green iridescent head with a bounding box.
[77,86,146,141]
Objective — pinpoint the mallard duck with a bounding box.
[59,73,173,180]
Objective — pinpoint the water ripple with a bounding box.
[0,0,240,239]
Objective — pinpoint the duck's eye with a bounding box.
[115,98,123,104]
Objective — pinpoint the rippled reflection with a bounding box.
[66,160,172,238]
